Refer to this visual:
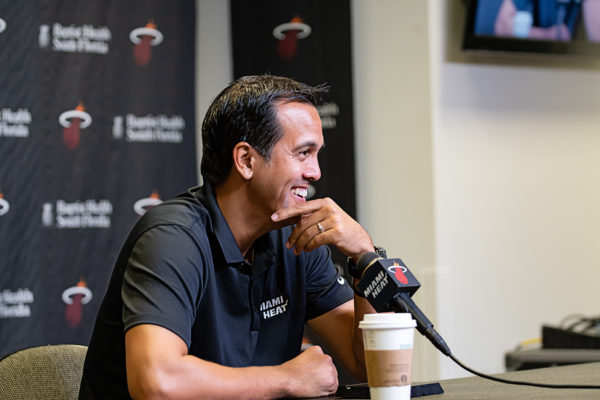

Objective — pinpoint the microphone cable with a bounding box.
[448,352,600,389]
[355,253,600,389]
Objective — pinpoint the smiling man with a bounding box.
[79,75,379,399]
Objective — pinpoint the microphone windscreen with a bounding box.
[357,252,381,272]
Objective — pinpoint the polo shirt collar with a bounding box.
[193,180,277,273]
[194,180,245,265]
[252,231,277,275]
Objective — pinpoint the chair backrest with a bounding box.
[0,344,88,400]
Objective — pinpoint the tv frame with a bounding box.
[462,0,600,57]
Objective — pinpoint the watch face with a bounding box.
[374,246,387,258]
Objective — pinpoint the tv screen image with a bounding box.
[463,0,600,56]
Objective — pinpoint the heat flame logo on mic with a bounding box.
[58,102,92,150]
[273,15,311,60]
[62,278,93,328]
[0,190,9,216]
[130,20,163,66]
[133,190,162,216]
[388,261,408,285]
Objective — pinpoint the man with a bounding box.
[79,75,380,399]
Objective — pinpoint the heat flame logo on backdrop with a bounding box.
[58,102,92,150]
[0,191,9,216]
[133,190,162,216]
[272,15,311,60]
[62,278,93,328]
[0,0,197,359]
[130,20,163,66]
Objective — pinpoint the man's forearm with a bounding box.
[126,324,338,400]
[129,352,339,400]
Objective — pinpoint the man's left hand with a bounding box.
[271,198,374,260]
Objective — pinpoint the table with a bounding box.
[424,361,600,399]
[330,362,600,399]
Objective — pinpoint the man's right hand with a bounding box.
[280,345,339,398]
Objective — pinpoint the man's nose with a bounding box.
[303,158,321,182]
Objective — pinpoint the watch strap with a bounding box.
[347,246,387,279]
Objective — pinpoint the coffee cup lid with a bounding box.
[358,313,416,329]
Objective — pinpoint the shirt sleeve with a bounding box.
[121,224,208,348]
[304,245,353,320]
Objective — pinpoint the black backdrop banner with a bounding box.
[0,0,197,357]
[230,0,357,266]
[230,1,357,384]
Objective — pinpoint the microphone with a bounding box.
[355,252,452,356]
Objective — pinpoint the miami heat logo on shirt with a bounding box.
[273,15,311,60]
[58,102,92,150]
[130,20,163,66]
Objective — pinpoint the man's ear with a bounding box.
[232,142,255,180]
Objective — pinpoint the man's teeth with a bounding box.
[292,188,307,198]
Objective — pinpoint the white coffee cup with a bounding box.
[359,313,417,400]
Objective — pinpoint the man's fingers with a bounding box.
[277,197,373,259]
[271,198,327,222]
[286,214,328,251]
[291,227,329,255]
[272,214,302,229]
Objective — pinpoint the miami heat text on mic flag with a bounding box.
[0,0,196,357]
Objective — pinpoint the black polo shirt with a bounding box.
[79,182,353,399]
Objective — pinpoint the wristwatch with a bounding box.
[347,246,387,280]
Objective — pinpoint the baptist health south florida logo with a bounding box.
[113,114,185,143]
[0,289,34,318]
[0,108,32,138]
[39,22,111,54]
[42,199,112,229]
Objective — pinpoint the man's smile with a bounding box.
[291,187,308,201]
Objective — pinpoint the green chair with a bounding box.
[0,344,87,400]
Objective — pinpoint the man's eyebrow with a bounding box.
[293,141,325,152]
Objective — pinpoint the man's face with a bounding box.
[250,101,323,216]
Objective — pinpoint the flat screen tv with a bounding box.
[462,0,600,56]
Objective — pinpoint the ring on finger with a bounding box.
[317,222,325,234]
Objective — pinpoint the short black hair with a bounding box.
[201,75,328,185]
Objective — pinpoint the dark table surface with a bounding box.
[325,361,600,399]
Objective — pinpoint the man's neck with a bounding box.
[213,178,272,258]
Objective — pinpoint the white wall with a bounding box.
[351,0,439,382]
[430,0,600,379]
[195,0,232,182]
